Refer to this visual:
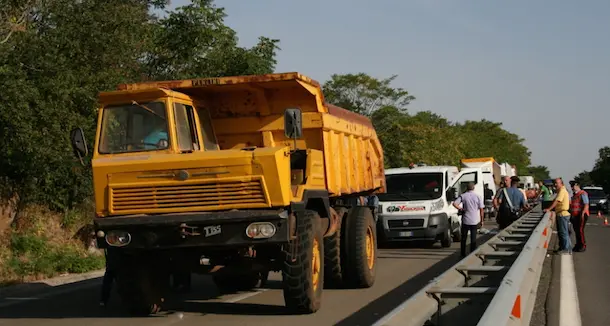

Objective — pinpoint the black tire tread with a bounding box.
[343,206,376,288]
[282,209,324,314]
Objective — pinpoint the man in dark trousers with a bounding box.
[453,182,485,257]
[570,181,589,252]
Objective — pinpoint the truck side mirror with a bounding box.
[284,108,303,139]
[70,127,88,157]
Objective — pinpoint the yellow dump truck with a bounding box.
[69,72,386,315]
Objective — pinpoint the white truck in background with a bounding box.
[377,164,487,247]
[519,176,535,189]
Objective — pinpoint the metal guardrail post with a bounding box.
[476,211,552,326]
[373,203,551,326]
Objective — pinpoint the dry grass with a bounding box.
[0,201,105,286]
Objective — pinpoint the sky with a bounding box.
[166,0,610,180]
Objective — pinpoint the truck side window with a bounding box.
[174,103,200,152]
[196,107,219,151]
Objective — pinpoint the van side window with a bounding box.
[452,172,478,196]
[174,103,200,152]
[196,107,219,151]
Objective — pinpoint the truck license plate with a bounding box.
[399,231,413,237]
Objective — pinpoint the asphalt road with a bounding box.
[0,225,497,326]
[570,214,610,326]
[543,212,610,326]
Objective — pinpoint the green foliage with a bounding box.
[323,73,415,115]
[577,147,610,191]
[525,165,551,182]
[7,234,104,278]
[325,73,538,172]
[0,0,279,211]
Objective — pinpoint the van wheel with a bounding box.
[441,228,453,248]
[282,210,324,314]
[343,206,377,288]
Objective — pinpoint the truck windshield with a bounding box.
[380,172,444,201]
[99,101,169,154]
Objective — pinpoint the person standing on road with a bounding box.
[570,182,589,252]
[452,182,484,257]
[493,176,511,227]
[544,178,572,254]
[537,180,551,202]
[495,176,528,229]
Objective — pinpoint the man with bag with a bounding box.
[494,176,528,229]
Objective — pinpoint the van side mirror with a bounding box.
[284,108,303,139]
[70,127,88,157]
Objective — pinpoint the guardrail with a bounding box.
[373,203,553,326]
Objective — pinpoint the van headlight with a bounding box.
[430,198,444,212]
[599,199,607,204]
[377,205,383,214]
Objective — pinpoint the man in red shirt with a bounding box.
[570,181,590,252]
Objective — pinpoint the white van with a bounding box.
[377,165,485,248]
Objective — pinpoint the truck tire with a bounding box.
[323,230,343,288]
[343,206,377,288]
[441,227,453,248]
[282,209,324,314]
[115,255,164,315]
[323,208,347,289]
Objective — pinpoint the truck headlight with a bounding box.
[430,198,444,212]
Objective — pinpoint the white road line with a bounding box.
[559,254,582,326]
[223,288,268,303]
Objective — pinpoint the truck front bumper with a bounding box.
[380,213,449,242]
[94,209,290,250]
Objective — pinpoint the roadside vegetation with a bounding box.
[0,0,551,284]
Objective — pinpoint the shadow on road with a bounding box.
[334,232,496,326]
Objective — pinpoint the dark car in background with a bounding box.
[583,186,609,213]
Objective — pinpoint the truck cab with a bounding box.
[377,166,487,247]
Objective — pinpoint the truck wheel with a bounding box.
[323,208,348,288]
[441,228,453,248]
[282,209,324,314]
[343,206,377,288]
[116,256,164,315]
[323,230,343,288]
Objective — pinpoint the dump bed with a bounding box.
[116,72,386,197]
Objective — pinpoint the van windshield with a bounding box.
[379,172,444,201]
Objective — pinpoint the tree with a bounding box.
[145,0,279,80]
[322,73,415,115]
[574,170,593,186]
[324,73,534,171]
[524,165,551,182]
[0,0,279,211]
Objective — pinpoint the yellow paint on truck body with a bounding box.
[92,72,385,217]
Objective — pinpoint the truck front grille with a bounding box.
[109,177,269,214]
[387,219,425,229]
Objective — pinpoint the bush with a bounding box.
[0,204,104,285]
